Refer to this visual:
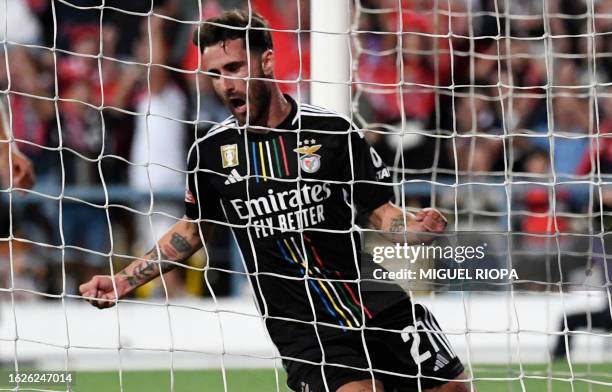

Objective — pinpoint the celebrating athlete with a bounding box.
[80,10,471,392]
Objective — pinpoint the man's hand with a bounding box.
[79,275,131,309]
[79,219,202,309]
[411,207,447,235]
[368,202,448,245]
[1,147,35,192]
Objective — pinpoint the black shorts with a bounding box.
[281,299,464,392]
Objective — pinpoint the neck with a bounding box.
[248,86,291,134]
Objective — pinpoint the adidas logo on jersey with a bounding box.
[433,352,449,371]
[224,168,244,185]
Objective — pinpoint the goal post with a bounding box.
[309,0,351,116]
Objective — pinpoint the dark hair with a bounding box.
[193,9,273,53]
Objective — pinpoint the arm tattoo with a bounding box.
[120,259,159,288]
[120,245,174,288]
[389,216,407,233]
[170,233,192,253]
[144,245,168,261]
[118,227,199,288]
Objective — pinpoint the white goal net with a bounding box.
[0,0,611,391]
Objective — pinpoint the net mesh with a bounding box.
[0,0,610,391]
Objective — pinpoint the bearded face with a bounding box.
[203,39,272,126]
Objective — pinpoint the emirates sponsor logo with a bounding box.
[229,183,331,220]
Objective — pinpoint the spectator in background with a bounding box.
[122,12,188,298]
[0,48,54,183]
[58,26,101,99]
[357,2,455,171]
[513,148,573,291]
[0,46,57,252]
[358,4,451,125]
[576,92,612,225]
[570,91,612,284]
[441,86,505,216]
[593,0,612,83]
[99,23,136,183]
[0,100,35,191]
[0,47,51,298]
[56,78,111,285]
[516,61,591,212]
[503,38,549,134]
[452,87,504,175]
[61,22,135,183]
[517,148,570,237]
[41,23,114,286]
[0,0,42,45]
[548,61,590,173]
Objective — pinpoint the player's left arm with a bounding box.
[367,201,447,245]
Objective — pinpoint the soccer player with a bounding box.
[80,10,471,392]
[0,100,35,191]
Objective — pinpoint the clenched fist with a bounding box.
[79,275,129,309]
[414,208,447,234]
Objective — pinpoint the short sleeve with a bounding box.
[344,124,394,213]
[185,143,224,221]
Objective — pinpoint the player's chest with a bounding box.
[206,133,343,198]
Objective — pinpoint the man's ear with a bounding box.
[261,49,274,78]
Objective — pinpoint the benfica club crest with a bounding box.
[294,140,322,173]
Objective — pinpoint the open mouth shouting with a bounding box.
[229,97,247,115]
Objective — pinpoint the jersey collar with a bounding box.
[275,94,298,130]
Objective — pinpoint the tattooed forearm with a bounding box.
[385,215,415,244]
[144,245,169,262]
[124,259,158,287]
[170,233,192,253]
[115,220,202,291]
[119,244,176,288]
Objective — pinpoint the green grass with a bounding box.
[470,363,612,392]
[1,363,610,391]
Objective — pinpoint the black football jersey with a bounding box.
[185,95,408,349]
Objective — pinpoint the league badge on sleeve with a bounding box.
[294,139,322,173]
[221,144,239,168]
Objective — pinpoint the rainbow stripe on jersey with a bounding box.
[251,136,291,183]
[276,235,373,329]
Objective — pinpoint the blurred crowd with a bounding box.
[1,0,611,299]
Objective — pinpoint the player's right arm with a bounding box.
[79,218,202,309]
